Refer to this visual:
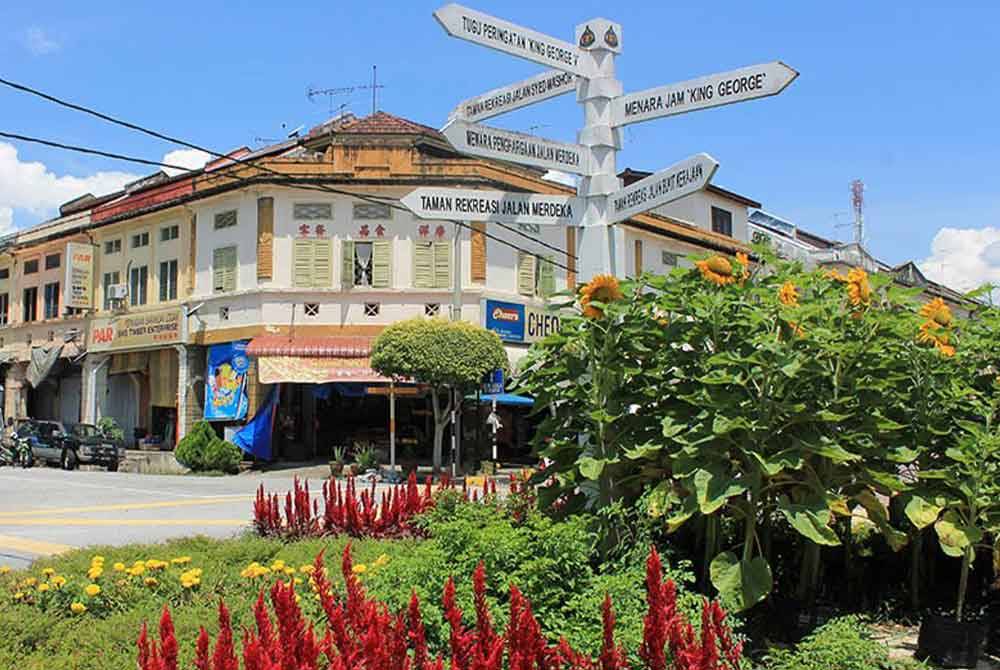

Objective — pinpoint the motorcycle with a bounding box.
[0,434,34,468]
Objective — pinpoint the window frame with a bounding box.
[159,259,178,302]
[131,231,150,249]
[711,206,734,237]
[129,265,148,306]
[160,224,180,242]
[43,281,60,320]
[45,253,61,271]
[212,246,238,294]
[23,258,39,275]
[104,239,122,255]
[102,271,121,310]
[0,293,9,326]
[22,286,38,322]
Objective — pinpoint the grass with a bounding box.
[0,533,416,670]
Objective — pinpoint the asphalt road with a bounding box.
[0,467,355,570]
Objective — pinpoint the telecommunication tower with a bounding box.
[850,179,865,244]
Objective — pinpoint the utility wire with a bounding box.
[0,131,192,172]
[0,75,576,264]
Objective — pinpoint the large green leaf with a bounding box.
[934,511,981,558]
[903,494,943,530]
[577,457,607,481]
[747,449,803,476]
[692,467,746,515]
[777,497,841,546]
[710,552,773,612]
[855,489,909,551]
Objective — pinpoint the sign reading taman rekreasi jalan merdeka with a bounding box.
[401,188,582,226]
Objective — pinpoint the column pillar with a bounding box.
[82,354,110,424]
[574,18,624,281]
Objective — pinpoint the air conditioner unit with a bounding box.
[108,284,128,300]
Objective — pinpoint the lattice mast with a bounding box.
[850,179,865,244]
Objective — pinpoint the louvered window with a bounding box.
[293,240,333,289]
[212,246,237,293]
[538,256,555,297]
[517,252,536,297]
[341,240,391,288]
[413,241,451,289]
[293,203,333,220]
[353,203,392,220]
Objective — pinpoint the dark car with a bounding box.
[18,420,124,471]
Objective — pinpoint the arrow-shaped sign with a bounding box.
[442,119,590,175]
[607,153,719,224]
[401,187,583,226]
[612,62,798,127]
[451,69,577,123]
[434,3,587,76]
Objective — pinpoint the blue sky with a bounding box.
[1,1,998,290]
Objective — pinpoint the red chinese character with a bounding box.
[298,224,311,237]
[435,225,445,238]
[359,224,370,238]
[375,224,385,238]
[418,225,430,237]
[315,224,327,237]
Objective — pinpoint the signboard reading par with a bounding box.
[64,242,95,310]
[607,153,719,224]
[442,119,589,174]
[401,188,582,226]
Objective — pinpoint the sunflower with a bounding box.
[579,274,623,319]
[918,321,956,357]
[920,298,952,327]
[825,269,849,282]
[778,281,799,307]
[846,268,871,306]
[695,255,736,286]
[736,252,751,283]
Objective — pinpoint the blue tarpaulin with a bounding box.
[232,386,278,460]
[467,392,534,407]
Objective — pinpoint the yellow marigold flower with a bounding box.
[299,565,315,575]
[283,567,296,576]
[271,559,285,571]
[579,274,624,319]
[295,594,302,604]
[846,268,871,306]
[373,554,390,568]
[352,564,367,574]
[51,576,66,588]
[0,566,10,575]
[91,556,104,564]
[294,577,303,585]
[144,577,158,587]
[23,577,37,587]
[70,602,87,615]
[778,281,799,307]
[42,568,55,577]
[85,584,101,597]
[113,562,126,572]
[920,297,952,327]
[171,556,192,565]
[695,255,735,287]
[37,583,49,593]
[13,592,24,601]
[87,567,103,580]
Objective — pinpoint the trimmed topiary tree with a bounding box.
[175,420,217,471]
[371,318,508,471]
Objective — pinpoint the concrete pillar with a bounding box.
[4,363,27,420]
[176,345,205,441]
[82,354,109,424]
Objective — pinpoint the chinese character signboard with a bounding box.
[64,242,95,310]
[204,340,250,421]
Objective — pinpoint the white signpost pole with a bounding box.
[573,18,625,279]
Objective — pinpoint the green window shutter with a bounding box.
[538,255,555,297]
[517,252,536,297]
[213,247,237,293]
[372,240,392,288]
[433,241,452,289]
[293,240,314,288]
[414,242,433,288]
[341,240,355,289]
[312,240,333,288]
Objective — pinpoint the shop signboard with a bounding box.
[484,299,561,344]
[64,242,95,310]
[204,341,251,421]
[88,308,182,353]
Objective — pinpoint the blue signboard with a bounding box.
[484,299,526,342]
[204,340,250,421]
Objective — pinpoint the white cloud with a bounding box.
[162,148,211,176]
[0,207,12,235]
[0,142,139,229]
[23,27,59,55]
[918,226,1000,294]
[542,170,576,187]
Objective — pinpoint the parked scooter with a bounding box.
[0,434,33,468]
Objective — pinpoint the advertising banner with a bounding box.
[64,242,95,310]
[484,299,561,344]
[89,308,182,353]
[204,340,250,421]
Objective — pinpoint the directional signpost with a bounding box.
[401,188,583,226]
[425,4,798,280]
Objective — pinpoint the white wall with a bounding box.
[655,190,750,243]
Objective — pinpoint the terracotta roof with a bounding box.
[246,335,374,358]
[337,111,441,137]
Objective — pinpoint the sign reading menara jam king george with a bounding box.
[401,188,583,226]
[431,4,797,279]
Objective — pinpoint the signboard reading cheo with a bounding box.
[484,299,560,344]
[64,242,95,310]
[89,308,182,353]
[401,188,583,226]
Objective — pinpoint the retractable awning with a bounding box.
[467,392,535,407]
[247,335,392,384]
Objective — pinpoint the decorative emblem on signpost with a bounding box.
[425,4,798,280]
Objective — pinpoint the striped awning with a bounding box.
[247,335,390,384]
[246,335,372,358]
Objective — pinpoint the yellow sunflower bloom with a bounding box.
[825,269,849,282]
[736,252,750,283]
[920,297,952,327]
[846,268,871,306]
[778,282,799,307]
[579,274,624,319]
[70,602,87,615]
[695,255,736,287]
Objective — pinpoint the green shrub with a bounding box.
[96,417,124,442]
[762,616,891,670]
[174,421,215,470]
[203,440,242,474]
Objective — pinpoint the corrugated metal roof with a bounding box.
[246,335,374,358]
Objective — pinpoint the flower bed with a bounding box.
[137,545,742,670]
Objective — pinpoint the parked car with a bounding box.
[17,420,124,471]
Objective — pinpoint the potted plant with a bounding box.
[329,446,346,478]
[907,399,1000,668]
[355,444,379,474]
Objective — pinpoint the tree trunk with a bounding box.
[429,386,452,473]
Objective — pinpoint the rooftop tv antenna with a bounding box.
[307,65,385,116]
[850,179,865,244]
